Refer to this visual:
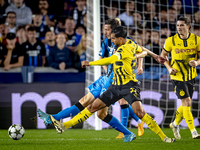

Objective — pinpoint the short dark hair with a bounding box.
[177,16,191,29]
[105,18,121,30]
[27,26,36,32]
[16,25,25,33]
[7,11,16,17]
[111,26,127,38]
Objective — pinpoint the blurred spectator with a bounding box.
[2,33,24,70]
[6,11,17,33]
[194,11,200,25]
[145,2,159,29]
[48,32,83,71]
[158,10,167,24]
[169,0,198,14]
[25,23,33,38]
[161,24,171,37]
[70,0,86,26]
[16,25,26,45]
[0,22,8,43]
[44,29,55,66]
[193,25,200,36]
[74,34,86,61]
[54,18,65,34]
[38,0,55,27]
[133,36,142,46]
[118,1,135,26]
[5,0,32,26]
[166,7,176,35]
[64,0,76,16]
[75,24,86,35]
[22,26,45,66]
[140,28,151,47]
[83,12,87,29]
[132,12,143,29]
[172,0,184,17]
[65,17,82,52]
[32,12,49,43]
[0,0,9,22]
[0,41,3,64]
[159,35,167,49]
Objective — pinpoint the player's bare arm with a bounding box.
[141,46,167,64]
[160,49,177,75]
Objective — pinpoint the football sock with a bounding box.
[141,113,166,141]
[63,108,93,129]
[174,105,183,126]
[103,114,132,135]
[128,105,141,123]
[121,104,129,127]
[182,106,196,133]
[53,102,84,121]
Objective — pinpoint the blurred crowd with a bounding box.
[0,0,200,73]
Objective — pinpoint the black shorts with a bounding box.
[99,81,141,106]
[171,79,195,99]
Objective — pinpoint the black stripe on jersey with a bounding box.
[172,36,175,46]
[115,61,123,66]
[114,73,118,85]
[195,35,197,45]
[190,66,192,81]
[182,63,189,81]
[116,69,123,85]
[171,61,175,67]
[124,69,130,76]
[119,54,122,59]
[119,67,126,80]
[175,60,185,81]
[117,48,123,52]
[183,40,187,47]
[197,51,200,53]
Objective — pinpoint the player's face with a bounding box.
[176,20,189,36]
[104,24,112,39]
[111,33,120,46]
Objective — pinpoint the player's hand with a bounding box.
[137,66,143,75]
[81,61,90,68]
[168,68,177,75]
[153,55,167,64]
[189,60,197,67]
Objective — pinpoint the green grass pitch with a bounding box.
[1,128,200,150]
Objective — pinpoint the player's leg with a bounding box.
[116,98,129,138]
[37,92,95,125]
[131,101,175,143]
[38,76,103,125]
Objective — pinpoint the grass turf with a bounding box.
[0,128,200,150]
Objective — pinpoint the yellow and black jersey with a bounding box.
[163,33,200,81]
[113,39,142,85]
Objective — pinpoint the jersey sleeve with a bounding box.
[136,44,142,53]
[163,37,172,52]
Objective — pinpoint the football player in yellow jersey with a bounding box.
[50,26,175,143]
[161,16,200,139]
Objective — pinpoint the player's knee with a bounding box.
[118,98,128,105]
[135,108,145,119]
[97,111,107,120]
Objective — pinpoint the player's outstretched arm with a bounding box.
[141,46,167,64]
[81,55,119,68]
[160,49,177,75]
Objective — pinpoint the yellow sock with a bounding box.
[63,108,93,129]
[174,105,183,126]
[183,106,196,133]
[141,113,166,141]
